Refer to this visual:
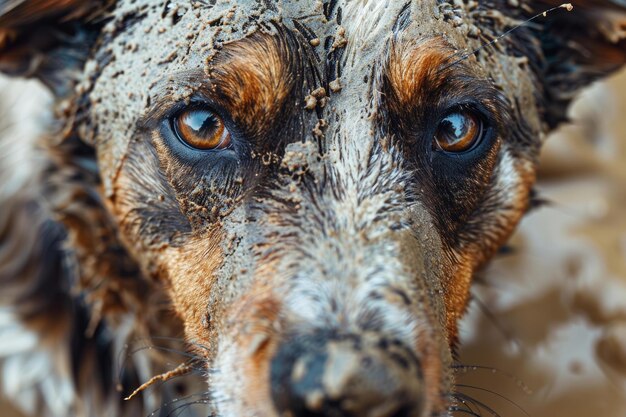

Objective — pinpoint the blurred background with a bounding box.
[457,68,626,417]
[1,69,626,416]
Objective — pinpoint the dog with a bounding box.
[0,1,625,416]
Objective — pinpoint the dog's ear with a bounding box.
[514,1,626,127]
[0,0,110,96]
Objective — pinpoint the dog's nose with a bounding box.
[270,332,424,417]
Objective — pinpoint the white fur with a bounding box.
[496,148,525,203]
[0,309,75,417]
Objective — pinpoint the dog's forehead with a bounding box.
[84,0,540,195]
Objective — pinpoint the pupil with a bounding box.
[441,113,468,141]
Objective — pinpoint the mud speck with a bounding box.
[304,87,327,110]
[281,141,318,176]
[312,118,328,138]
[329,78,342,93]
[311,87,326,98]
[331,26,347,50]
[304,94,317,110]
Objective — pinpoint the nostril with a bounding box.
[270,332,424,417]
[270,334,328,416]
[390,406,414,417]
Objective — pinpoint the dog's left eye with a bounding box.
[173,106,231,150]
[433,110,483,153]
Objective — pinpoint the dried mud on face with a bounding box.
[457,68,626,417]
[1,62,626,417]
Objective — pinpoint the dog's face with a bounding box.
[90,2,542,414]
[2,1,625,416]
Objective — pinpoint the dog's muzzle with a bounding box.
[270,331,424,417]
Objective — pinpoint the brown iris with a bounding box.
[433,111,482,152]
[174,107,231,150]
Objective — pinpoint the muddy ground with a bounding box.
[1,68,625,417]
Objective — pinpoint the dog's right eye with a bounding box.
[173,107,231,150]
[433,109,483,153]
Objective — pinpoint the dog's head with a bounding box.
[2,1,625,416]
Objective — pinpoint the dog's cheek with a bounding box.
[439,255,474,341]
[436,150,536,337]
[444,151,537,331]
[107,158,221,344]
[464,150,536,267]
[160,231,224,348]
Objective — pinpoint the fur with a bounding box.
[0,1,625,416]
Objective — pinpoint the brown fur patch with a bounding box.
[442,258,474,341]
[161,231,223,347]
[385,37,455,111]
[207,31,294,138]
[415,324,446,413]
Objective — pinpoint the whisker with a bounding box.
[455,383,530,417]
[128,344,204,361]
[135,368,206,404]
[453,395,488,417]
[449,393,481,417]
[454,392,501,417]
[449,406,482,417]
[469,292,519,347]
[150,335,212,352]
[166,399,211,417]
[147,392,211,417]
[116,342,133,389]
[452,364,532,395]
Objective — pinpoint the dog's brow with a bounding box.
[385,37,504,113]
[138,69,207,127]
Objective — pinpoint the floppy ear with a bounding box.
[0,0,109,96]
[518,0,626,127]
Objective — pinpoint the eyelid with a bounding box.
[435,77,508,126]
[136,70,213,130]
[139,95,217,132]
[442,101,489,120]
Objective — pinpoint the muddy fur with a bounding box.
[0,1,625,417]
